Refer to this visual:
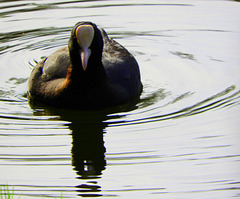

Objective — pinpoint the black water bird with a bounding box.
[28,22,142,109]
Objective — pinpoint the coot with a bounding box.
[28,22,142,109]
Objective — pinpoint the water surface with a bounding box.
[0,0,240,198]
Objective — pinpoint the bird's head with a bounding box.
[69,22,103,71]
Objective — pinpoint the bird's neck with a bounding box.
[66,46,109,88]
[66,60,108,88]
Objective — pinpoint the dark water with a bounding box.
[0,0,240,198]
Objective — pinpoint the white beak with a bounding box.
[76,25,94,71]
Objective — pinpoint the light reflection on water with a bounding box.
[0,0,240,198]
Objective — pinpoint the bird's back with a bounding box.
[40,28,141,97]
[28,26,142,108]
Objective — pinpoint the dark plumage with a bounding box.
[28,22,142,109]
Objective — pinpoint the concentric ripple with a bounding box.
[0,0,240,198]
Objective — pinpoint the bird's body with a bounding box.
[28,22,142,109]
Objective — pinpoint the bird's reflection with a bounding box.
[31,105,108,177]
[30,100,138,196]
[69,110,107,178]
[65,109,108,196]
